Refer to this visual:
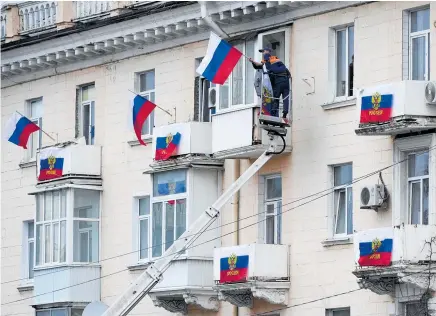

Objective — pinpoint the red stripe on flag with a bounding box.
[219,267,248,283]
[38,169,63,181]
[155,142,179,161]
[18,123,40,149]
[213,47,242,85]
[134,99,156,146]
[358,252,392,266]
[360,108,392,124]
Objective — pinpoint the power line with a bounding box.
[3,144,436,305]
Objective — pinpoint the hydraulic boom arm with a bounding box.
[101,133,283,316]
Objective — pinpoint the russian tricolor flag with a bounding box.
[219,254,249,284]
[133,95,156,146]
[155,132,181,161]
[196,32,243,85]
[358,238,393,266]
[4,112,40,149]
[360,94,393,124]
[38,147,65,181]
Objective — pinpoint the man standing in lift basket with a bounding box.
[249,47,291,121]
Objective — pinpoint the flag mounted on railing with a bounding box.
[155,132,181,161]
[4,112,40,149]
[360,92,393,124]
[38,147,65,181]
[358,237,393,266]
[133,95,156,146]
[196,32,242,85]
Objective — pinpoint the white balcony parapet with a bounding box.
[18,2,57,33]
[74,1,112,21]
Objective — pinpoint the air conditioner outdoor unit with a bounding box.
[360,184,386,210]
[425,81,436,104]
[208,86,218,108]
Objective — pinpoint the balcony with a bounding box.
[212,105,292,159]
[353,225,436,296]
[34,265,100,306]
[213,243,290,307]
[18,2,57,34]
[355,81,436,136]
[36,142,102,185]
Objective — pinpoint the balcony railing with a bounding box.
[73,1,113,21]
[18,2,57,33]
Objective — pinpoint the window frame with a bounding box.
[331,163,353,238]
[78,84,96,145]
[407,153,429,225]
[22,220,35,282]
[326,307,351,316]
[408,7,430,81]
[35,307,85,316]
[393,134,435,226]
[137,195,151,262]
[135,69,155,137]
[263,174,282,245]
[26,98,43,161]
[334,24,354,102]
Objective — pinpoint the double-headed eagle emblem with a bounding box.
[371,92,381,110]
[228,253,237,270]
[48,155,56,170]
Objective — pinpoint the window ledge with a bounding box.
[17,282,34,292]
[127,261,153,271]
[19,160,36,169]
[33,263,101,271]
[128,136,153,147]
[321,98,356,110]
[322,236,353,247]
[212,103,259,117]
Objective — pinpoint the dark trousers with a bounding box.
[271,78,290,117]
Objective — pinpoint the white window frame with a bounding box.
[136,195,151,262]
[35,307,84,316]
[393,134,436,226]
[408,7,430,81]
[264,175,282,245]
[34,187,101,268]
[333,24,354,102]
[149,169,188,260]
[331,163,353,238]
[26,98,43,161]
[135,69,155,137]
[78,84,95,145]
[326,308,350,316]
[407,152,430,225]
[22,220,35,282]
[214,28,290,114]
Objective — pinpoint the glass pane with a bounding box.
[30,129,39,160]
[165,201,175,251]
[90,101,95,145]
[408,152,429,177]
[347,26,354,97]
[265,215,275,244]
[423,178,429,225]
[245,39,255,104]
[266,177,282,200]
[334,164,352,186]
[30,99,43,118]
[153,169,187,197]
[410,181,421,224]
[74,189,100,218]
[336,29,346,97]
[53,191,60,220]
[53,223,59,262]
[406,303,421,316]
[411,9,430,32]
[60,221,66,262]
[73,220,99,262]
[83,103,90,144]
[332,310,350,316]
[139,218,149,260]
[335,190,346,234]
[140,71,155,92]
[36,224,43,265]
[411,36,426,80]
[219,81,229,109]
[139,197,150,216]
[266,203,275,214]
[52,308,68,316]
[81,86,89,101]
[36,194,43,222]
[44,192,52,221]
[61,190,66,218]
[71,308,84,316]
[232,43,244,106]
[28,221,34,238]
[88,85,95,101]
[152,203,163,257]
[28,241,34,279]
[36,311,50,316]
[346,187,353,234]
[176,199,186,239]
[44,224,51,263]
[261,31,285,60]
[277,201,282,244]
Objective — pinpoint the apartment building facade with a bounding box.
[2,1,436,316]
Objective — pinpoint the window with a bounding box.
[195,57,212,122]
[150,169,187,258]
[78,84,95,145]
[136,70,155,136]
[26,98,43,160]
[35,188,100,267]
[405,302,425,316]
[326,308,350,316]
[332,164,353,236]
[23,221,35,280]
[409,8,430,80]
[408,152,429,225]
[335,25,354,98]
[264,175,282,244]
[138,196,150,260]
[36,308,84,316]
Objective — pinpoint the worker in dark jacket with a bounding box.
[249,47,291,119]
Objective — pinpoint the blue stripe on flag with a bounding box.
[220,255,249,271]
[359,238,393,256]
[8,117,33,146]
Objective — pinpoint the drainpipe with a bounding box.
[198,1,229,39]
[232,159,240,316]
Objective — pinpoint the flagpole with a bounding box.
[15,110,56,142]
[128,89,173,118]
